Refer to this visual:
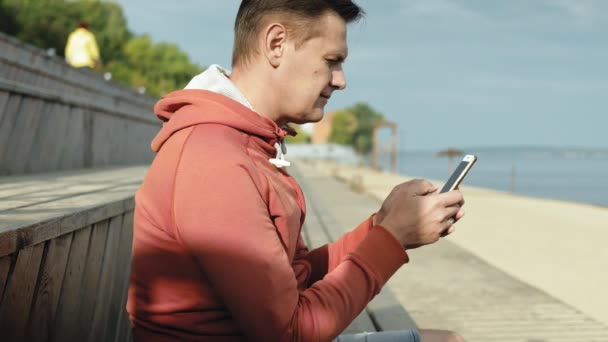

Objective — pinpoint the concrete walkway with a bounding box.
[290,160,608,342]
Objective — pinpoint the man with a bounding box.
[64,21,100,69]
[127,1,465,341]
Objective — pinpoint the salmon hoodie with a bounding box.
[127,65,409,341]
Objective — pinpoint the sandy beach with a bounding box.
[303,159,608,327]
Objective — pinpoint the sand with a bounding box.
[307,159,608,326]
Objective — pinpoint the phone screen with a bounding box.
[440,155,477,193]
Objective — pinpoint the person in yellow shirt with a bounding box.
[64,21,100,69]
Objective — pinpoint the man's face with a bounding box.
[276,12,348,124]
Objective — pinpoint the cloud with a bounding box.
[118,1,238,16]
[400,0,484,20]
[544,0,607,24]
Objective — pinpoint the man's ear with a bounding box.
[263,23,287,68]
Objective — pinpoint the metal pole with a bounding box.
[511,163,516,193]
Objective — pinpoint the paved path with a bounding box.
[291,160,608,342]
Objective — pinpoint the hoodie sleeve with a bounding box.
[173,131,408,341]
[293,215,388,288]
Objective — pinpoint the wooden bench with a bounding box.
[0,166,147,342]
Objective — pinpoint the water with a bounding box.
[376,147,608,207]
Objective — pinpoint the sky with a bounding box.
[113,0,608,151]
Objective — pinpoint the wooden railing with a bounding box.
[0,32,160,176]
[0,32,157,341]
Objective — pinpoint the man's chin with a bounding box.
[308,108,325,123]
[289,109,322,124]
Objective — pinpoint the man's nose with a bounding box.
[331,68,346,90]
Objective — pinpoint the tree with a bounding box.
[0,0,202,97]
[107,35,203,96]
[328,102,384,154]
[0,0,19,36]
[0,0,130,61]
[329,109,358,145]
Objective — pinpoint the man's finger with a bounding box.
[438,190,464,206]
[440,224,456,237]
[455,207,465,221]
[443,205,461,221]
[410,179,437,195]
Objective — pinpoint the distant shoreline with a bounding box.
[302,158,608,210]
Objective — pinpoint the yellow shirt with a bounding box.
[64,28,100,68]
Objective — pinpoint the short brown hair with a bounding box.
[232,0,364,67]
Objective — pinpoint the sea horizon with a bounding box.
[373,145,608,207]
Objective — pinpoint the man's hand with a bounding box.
[374,179,465,249]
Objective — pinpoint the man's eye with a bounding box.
[326,59,339,67]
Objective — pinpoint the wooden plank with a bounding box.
[111,211,134,342]
[91,111,112,167]
[0,63,9,83]
[108,114,126,166]
[0,94,23,175]
[0,242,45,341]
[0,90,10,124]
[51,226,93,341]
[87,215,123,342]
[0,167,144,257]
[1,95,36,172]
[17,67,35,85]
[0,79,159,126]
[25,101,55,174]
[0,166,139,212]
[52,226,92,342]
[0,254,13,302]
[83,109,94,168]
[26,233,73,342]
[57,106,85,170]
[6,97,45,175]
[6,63,21,81]
[43,103,75,172]
[74,220,110,341]
[0,195,135,257]
[367,288,418,331]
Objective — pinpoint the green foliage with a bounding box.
[328,102,384,154]
[285,125,311,144]
[106,35,202,96]
[0,0,202,97]
[0,0,21,37]
[1,0,80,54]
[329,109,358,145]
[77,1,130,63]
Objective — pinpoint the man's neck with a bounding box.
[229,65,283,125]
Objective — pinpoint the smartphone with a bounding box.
[439,154,477,193]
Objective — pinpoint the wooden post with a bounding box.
[390,128,397,173]
[372,127,379,170]
[511,163,516,193]
[372,121,399,173]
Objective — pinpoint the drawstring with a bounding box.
[269,139,291,168]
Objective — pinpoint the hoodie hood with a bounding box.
[184,64,254,109]
[151,65,294,154]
